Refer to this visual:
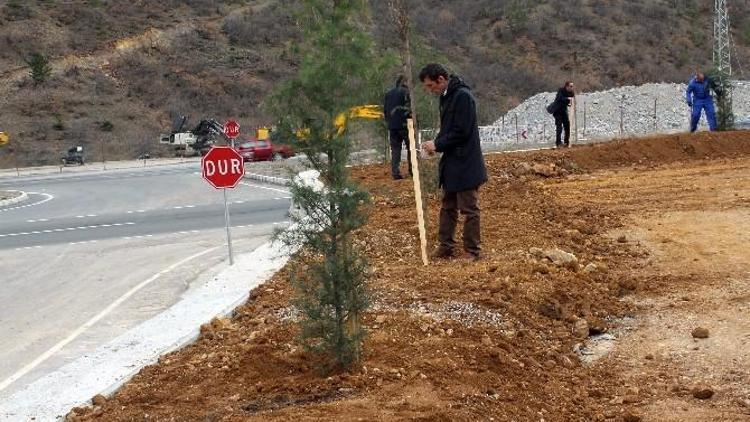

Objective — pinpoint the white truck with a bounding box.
[160,116,227,156]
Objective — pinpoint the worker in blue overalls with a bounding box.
[685,71,718,133]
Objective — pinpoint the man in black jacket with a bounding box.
[549,81,575,148]
[420,63,488,261]
[383,76,412,180]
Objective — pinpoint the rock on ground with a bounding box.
[691,327,710,339]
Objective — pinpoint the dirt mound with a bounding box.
[71,132,750,421]
[490,131,750,173]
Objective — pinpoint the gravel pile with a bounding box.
[479,80,750,151]
[409,301,504,328]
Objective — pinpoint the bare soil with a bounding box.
[71,131,750,421]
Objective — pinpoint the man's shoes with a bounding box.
[461,252,481,262]
[555,143,562,149]
[393,174,404,180]
[430,247,454,260]
[564,143,570,148]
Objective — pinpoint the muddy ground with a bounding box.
[72,131,750,421]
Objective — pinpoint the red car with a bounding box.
[235,139,295,162]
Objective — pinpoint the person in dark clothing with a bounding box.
[550,81,575,148]
[383,75,412,180]
[420,63,488,261]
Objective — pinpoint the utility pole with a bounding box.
[714,0,734,130]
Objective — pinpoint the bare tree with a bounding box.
[387,0,419,128]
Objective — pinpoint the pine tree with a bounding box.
[268,0,392,372]
[26,53,51,85]
[714,74,734,131]
[708,67,734,131]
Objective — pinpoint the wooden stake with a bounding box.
[620,96,625,135]
[407,118,428,266]
[583,99,587,138]
[572,96,578,145]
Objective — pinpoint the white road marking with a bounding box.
[0,222,135,238]
[0,193,54,213]
[173,206,183,210]
[26,219,50,223]
[15,246,42,250]
[0,245,223,393]
[239,181,291,195]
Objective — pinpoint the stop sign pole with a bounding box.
[202,146,245,265]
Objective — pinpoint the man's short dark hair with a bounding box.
[419,63,449,82]
[395,75,406,86]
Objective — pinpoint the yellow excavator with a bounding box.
[0,132,9,147]
[296,105,384,140]
[333,105,383,136]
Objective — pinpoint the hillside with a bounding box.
[1,0,749,167]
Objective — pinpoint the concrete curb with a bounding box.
[0,190,28,207]
[243,172,291,187]
[0,236,297,421]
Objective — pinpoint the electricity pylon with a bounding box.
[713,0,734,130]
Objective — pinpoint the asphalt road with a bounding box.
[0,162,291,398]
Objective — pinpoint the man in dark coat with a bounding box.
[549,81,575,148]
[383,75,412,179]
[420,63,488,261]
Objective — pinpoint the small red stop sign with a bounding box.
[223,120,240,139]
[202,146,244,189]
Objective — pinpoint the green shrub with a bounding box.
[100,121,114,132]
[26,53,51,85]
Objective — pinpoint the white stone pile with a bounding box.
[479,80,750,149]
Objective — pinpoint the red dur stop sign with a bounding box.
[201,146,244,189]
[223,120,240,139]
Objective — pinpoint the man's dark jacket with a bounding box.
[384,85,411,130]
[435,76,488,193]
[550,87,574,116]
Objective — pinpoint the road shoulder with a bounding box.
[0,239,292,421]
